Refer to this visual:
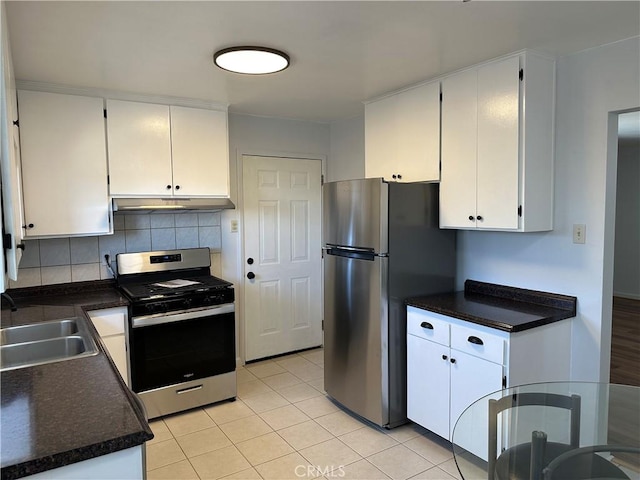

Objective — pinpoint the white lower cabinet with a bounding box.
[88,307,129,386]
[407,309,503,444]
[24,444,144,479]
[407,334,451,438]
[407,305,571,456]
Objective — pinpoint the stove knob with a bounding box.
[149,303,166,313]
[183,298,193,309]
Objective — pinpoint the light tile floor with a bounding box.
[146,347,461,480]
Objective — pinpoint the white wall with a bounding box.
[613,140,640,299]
[328,115,365,182]
[458,37,640,382]
[222,113,330,362]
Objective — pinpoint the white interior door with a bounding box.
[243,155,322,361]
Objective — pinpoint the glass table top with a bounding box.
[451,382,640,480]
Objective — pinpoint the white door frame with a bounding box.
[602,108,639,381]
[234,149,326,365]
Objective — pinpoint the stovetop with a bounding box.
[115,248,235,316]
[119,274,233,302]
[119,273,235,317]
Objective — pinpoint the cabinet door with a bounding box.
[90,308,126,337]
[103,335,129,386]
[450,349,503,458]
[365,93,397,180]
[106,99,172,196]
[476,57,520,229]
[88,308,129,386]
[396,82,440,182]
[440,69,478,228]
[18,91,110,237]
[170,106,229,197]
[365,82,440,182]
[407,334,450,439]
[1,20,24,281]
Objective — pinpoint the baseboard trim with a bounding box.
[613,291,640,301]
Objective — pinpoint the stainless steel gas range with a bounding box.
[116,248,236,419]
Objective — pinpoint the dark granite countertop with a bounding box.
[1,281,153,479]
[406,280,577,333]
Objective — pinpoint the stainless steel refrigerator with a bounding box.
[323,178,456,428]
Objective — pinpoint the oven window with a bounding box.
[130,310,235,392]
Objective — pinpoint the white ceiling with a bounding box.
[5,1,640,123]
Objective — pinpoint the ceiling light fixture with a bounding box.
[213,46,290,75]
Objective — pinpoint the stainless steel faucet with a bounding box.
[1,292,18,311]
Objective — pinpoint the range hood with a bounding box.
[113,197,235,212]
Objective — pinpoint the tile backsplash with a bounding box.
[10,212,222,289]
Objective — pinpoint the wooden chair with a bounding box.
[488,392,630,480]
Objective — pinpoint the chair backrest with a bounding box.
[487,392,581,480]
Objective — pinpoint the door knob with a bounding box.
[247,258,254,265]
[247,272,255,280]
[166,185,172,190]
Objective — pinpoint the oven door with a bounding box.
[129,304,235,393]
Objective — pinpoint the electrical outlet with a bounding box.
[573,224,586,244]
[230,220,238,233]
[101,251,111,265]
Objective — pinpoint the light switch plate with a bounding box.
[230,220,238,233]
[573,224,586,244]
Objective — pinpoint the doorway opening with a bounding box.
[609,110,640,387]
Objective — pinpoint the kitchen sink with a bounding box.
[0,318,98,371]
[1,319,79,345]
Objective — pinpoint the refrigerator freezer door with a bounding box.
[323,178,388,253]
[324,250,389,426]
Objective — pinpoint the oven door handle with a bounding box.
[132,303,235,328]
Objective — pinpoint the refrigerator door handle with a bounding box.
[324,244,374,254]
[324,246,379,261]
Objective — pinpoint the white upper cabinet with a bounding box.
[365,81,440,183]
[1,5,23,285]
[18,90,111,238]
[170,105,229,197]
[106,99,229,198]
[106,100,173,196]
[440,51,555,231]
[440,69,478,228]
